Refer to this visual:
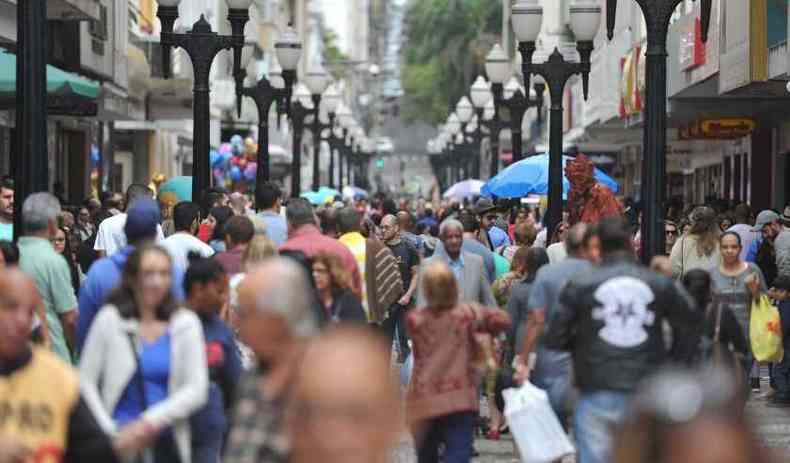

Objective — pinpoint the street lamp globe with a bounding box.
[483,98,495,121]
[454,133,464,145]
[456,96,474,123]
[336,103,353,127]
[226,0,254,9]
[322,83,341,113]
[465,116,477,133]
[275,25,302,72]
[511,0,543,43]
[305,63,330,95]
[268,58,285,89]
[504,77,522,99]
[470,76,492,109]
[293,83,311,107]
[569,1,602,42]
[485,44,510,85]
[446,112,461,134]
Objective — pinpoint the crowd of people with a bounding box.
[1,173,790,463]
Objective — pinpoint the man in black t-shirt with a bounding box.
[380,215,420,361]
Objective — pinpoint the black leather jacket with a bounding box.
[545,256,700,393]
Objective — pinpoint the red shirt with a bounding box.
[215,247,244,276]
[279,224,362,296]
[406,304,510,423]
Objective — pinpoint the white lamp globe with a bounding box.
[470,76,492,109]
[456,96,474,123]
[322,84,341,113]
[268,58,285,89]
[292,83,311,106]
[483,99,495,121]
[275,25,302,72]
[511,0,543,43]
[304,63,330,95]
[336,103,353,127]
[226,0,254,9]
[504,77,522,100]
[485,44,511,85]
[446,112,461,134]
[569,1,603,42]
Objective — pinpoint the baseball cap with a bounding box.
[752,210,780,231]
[124,198,161,242]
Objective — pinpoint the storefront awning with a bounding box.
[0,49,100,115]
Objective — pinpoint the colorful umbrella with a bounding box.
[342,186,368,200]
[443,179,485,200]
[158,176,193,202]
[481,154,619,200]
[301,187,342,205]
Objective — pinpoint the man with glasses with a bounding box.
[665,220,679,255]
[475,198,511,251]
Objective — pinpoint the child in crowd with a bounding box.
[184,255,243,462]
[769,275,790,407]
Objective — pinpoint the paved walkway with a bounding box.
[393,379,790,462]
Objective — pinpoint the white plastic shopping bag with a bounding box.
[503,382,574,463]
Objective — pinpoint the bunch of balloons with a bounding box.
[210,134,259,190]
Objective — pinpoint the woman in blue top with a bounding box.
[79,245,208,463]
[183,254,242,463]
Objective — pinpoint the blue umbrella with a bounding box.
[158,176,193,202]
[481,154,619,199]
[300,186,342,205]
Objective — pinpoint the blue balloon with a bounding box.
[210,150,220,168]
[221,151,233,165]
[230,134,243,147]
[90,144,101,166]
[230,165,242,182]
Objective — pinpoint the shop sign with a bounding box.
[679,17,706,70]
[679,118,756,140]
[719,0,768,94]
[619,46,643,118]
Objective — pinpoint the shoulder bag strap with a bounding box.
[125,332,149,408]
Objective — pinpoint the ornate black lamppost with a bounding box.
[512,0,600,237]
[303,65,331,191]
[288,98,312,197]
[157,0,257,200]
[314,85,341,189]
[606,0,712,263]
[483,44,510,178]
[334,103,355,189]
[235,39,301,194]
[14,0,48,240]
[470,76,495,178]
[454,96,478,179]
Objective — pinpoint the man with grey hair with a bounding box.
[417,217,496,307]
[18,192,78,364]
[224,257,318,463]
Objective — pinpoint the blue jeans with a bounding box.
[574,391,630,463]
[532,370,572,430]
[415,411,475,463]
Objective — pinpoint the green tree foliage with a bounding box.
[402,0,502,125]
[322,25,349,80]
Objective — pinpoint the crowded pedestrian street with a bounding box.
[5,1,790,463]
